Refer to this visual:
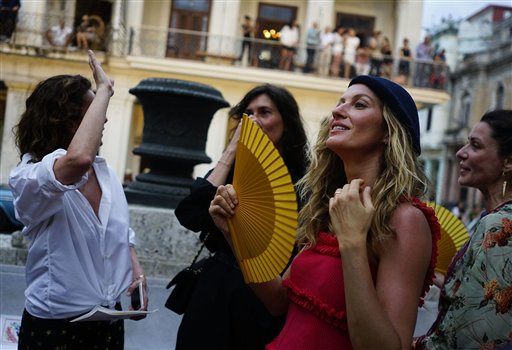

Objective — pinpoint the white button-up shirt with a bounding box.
[9,149,136,319]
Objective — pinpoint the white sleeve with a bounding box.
[9,149,88,226]
[128,227,136,247]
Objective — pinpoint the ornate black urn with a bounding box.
[125,78,230,208]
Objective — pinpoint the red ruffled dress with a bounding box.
[266,199,440,350]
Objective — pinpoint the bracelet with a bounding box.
[134,274,145,282]
[217,160,231,168]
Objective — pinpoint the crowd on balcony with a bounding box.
[235,20,449,90]
[272,24,449,89]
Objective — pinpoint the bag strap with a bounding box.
[188,232,210,267]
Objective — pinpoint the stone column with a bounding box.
[208,0,241,56]
[305,0,334,35]
[301,0,334,67]
[124,78,229,208]
[124,1,144,56]
[14,0,46,46]
[394,0,423,58]
[110,0,124,56]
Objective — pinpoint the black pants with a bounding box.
[0,11,17,39]
[240,38,252,61]
[303,48,316,73]
[18,306,124,350]
[370,58,382,76]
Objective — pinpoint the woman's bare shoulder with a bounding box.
[390,202,432,242]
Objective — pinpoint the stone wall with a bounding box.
[0,204,204,279]
[129,205,205,279]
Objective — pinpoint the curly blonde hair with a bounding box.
[297,105,429,253]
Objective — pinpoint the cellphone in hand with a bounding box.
[131,282,145,310]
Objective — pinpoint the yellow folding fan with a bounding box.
[426,202,470,274]
[227,114,298,283]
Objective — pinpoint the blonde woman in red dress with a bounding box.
[209,75,440,350]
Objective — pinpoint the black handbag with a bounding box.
[165,233,210,315]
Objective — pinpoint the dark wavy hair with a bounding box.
[481,109,512,158]
[14,75,91,162]
[228,83,309,182]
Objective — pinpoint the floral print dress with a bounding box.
[416,202,512,349]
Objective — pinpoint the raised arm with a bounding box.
[53,50,114,185]
[205,120,241,186]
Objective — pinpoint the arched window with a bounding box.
[496,83,504,109]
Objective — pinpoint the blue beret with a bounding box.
[349,75,421,155]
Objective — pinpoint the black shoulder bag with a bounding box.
[164,232,210,315]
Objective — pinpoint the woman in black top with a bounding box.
[398,38,412,81]
[174,84,309,350]
[239,15,254,62]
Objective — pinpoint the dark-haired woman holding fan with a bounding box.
[173,84,309,350]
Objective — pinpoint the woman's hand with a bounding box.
[206,121,241,186]
[209,184,238,245]
[127,274,148,320]
[88,50,114,97]
[329,178,374,252]
[225,119,242,153]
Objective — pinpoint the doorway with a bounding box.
[255,3,297,69]
[335,13,375,48]
[167,0,211,59]
[74,0,112,51]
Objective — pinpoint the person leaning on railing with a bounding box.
[0,0,20,42]
[75,14,105,50]
[45,18,73,48]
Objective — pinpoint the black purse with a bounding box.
[165,233,210,315]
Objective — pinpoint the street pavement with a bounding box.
[0,264,182,349]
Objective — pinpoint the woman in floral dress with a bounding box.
[415,109,512,349]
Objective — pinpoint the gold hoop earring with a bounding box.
[503,171,508,198]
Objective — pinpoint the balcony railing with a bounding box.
[1,11,450,90]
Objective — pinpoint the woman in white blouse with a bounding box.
[343,28,360,79]
[278,20,299,71]
[10,50,147,350]
[330,25,345,77]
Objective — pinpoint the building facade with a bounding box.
[443,7,512,215]
[422,5,512,218]
[0,0,449,188]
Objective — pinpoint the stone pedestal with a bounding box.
[125,78,229,208]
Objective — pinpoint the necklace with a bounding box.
[491,199,512,213]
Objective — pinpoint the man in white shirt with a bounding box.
[45,18,72,48]
[318,26,333,77]
[303,21,320,73]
